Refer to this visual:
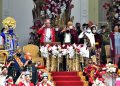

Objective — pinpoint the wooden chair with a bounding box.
[0,50,8,64]
[22,44,44,64]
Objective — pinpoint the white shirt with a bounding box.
[64,33,71,43]
[85,31,95,47]
[0,75,7,86]
[45,28,51,42]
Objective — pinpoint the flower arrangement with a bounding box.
[40,44,85,71]
[102,63,117,73]
[32,0,74,26]
[84,65,105,84]
[39,44,87,58]
[103,0,120,25]
[2,17,16,29]
[92,78,106,86]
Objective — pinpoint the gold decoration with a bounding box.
[46,56,50,72]
[83,81,89,86]
[69,58,73,71]
[14,56,24,67]
[2,17,16,29]
[72,58,76,71]
[51,56,57,71]
[0,50,8,64]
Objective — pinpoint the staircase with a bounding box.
[51,72,84,86]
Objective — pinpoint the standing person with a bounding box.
[79,24,95,48]
[91,25,102,64]
[91,25,102,49]
[78,23,90,45]
[0,28,4,49]
[1,17,19,56]
[75,23,84,44]
[109,24,120,64]
[75,23,82,35]
[0,66,8,86]
[37,19,55,44]
[100,25,110,64]
[59,21,78,71]
[54,26,60,42]
[6,76,16,86]
[59,21,78,44]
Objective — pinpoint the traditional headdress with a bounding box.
[42,73,48,80]
[91,25,97,30]
[2,17,16,29]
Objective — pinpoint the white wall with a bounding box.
[71,0,88,25]
[2,0,34,46]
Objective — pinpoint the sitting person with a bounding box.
[15,72,26,85]
[6,76,16,86]
[37,73,52,86]
[0,66,8,86]
[23,60,38,85]
[35,61,44,82]
[18,73,34,86]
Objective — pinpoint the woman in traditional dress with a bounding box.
[100,25,110,64]
[109,24,120,64]
[18,74,34,86]
[36,73,52,86]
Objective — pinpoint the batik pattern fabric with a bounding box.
[1,32,18,56]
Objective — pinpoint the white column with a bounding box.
[80,0,89,25]
[71,0,89,25]
[71,0,81,25]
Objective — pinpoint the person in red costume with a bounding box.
[37,19,55,44]
[18,74,34,86]
[36,73,52,86]
[5,76,16,86]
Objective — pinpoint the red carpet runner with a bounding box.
[51,72,84,86]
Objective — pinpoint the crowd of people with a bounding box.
[0,18,120,86]
[37,19,120,64]
[0,59,53,86]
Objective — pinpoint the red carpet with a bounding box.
[52,72,84,86]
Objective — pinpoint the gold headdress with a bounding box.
[2,17,16,29]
